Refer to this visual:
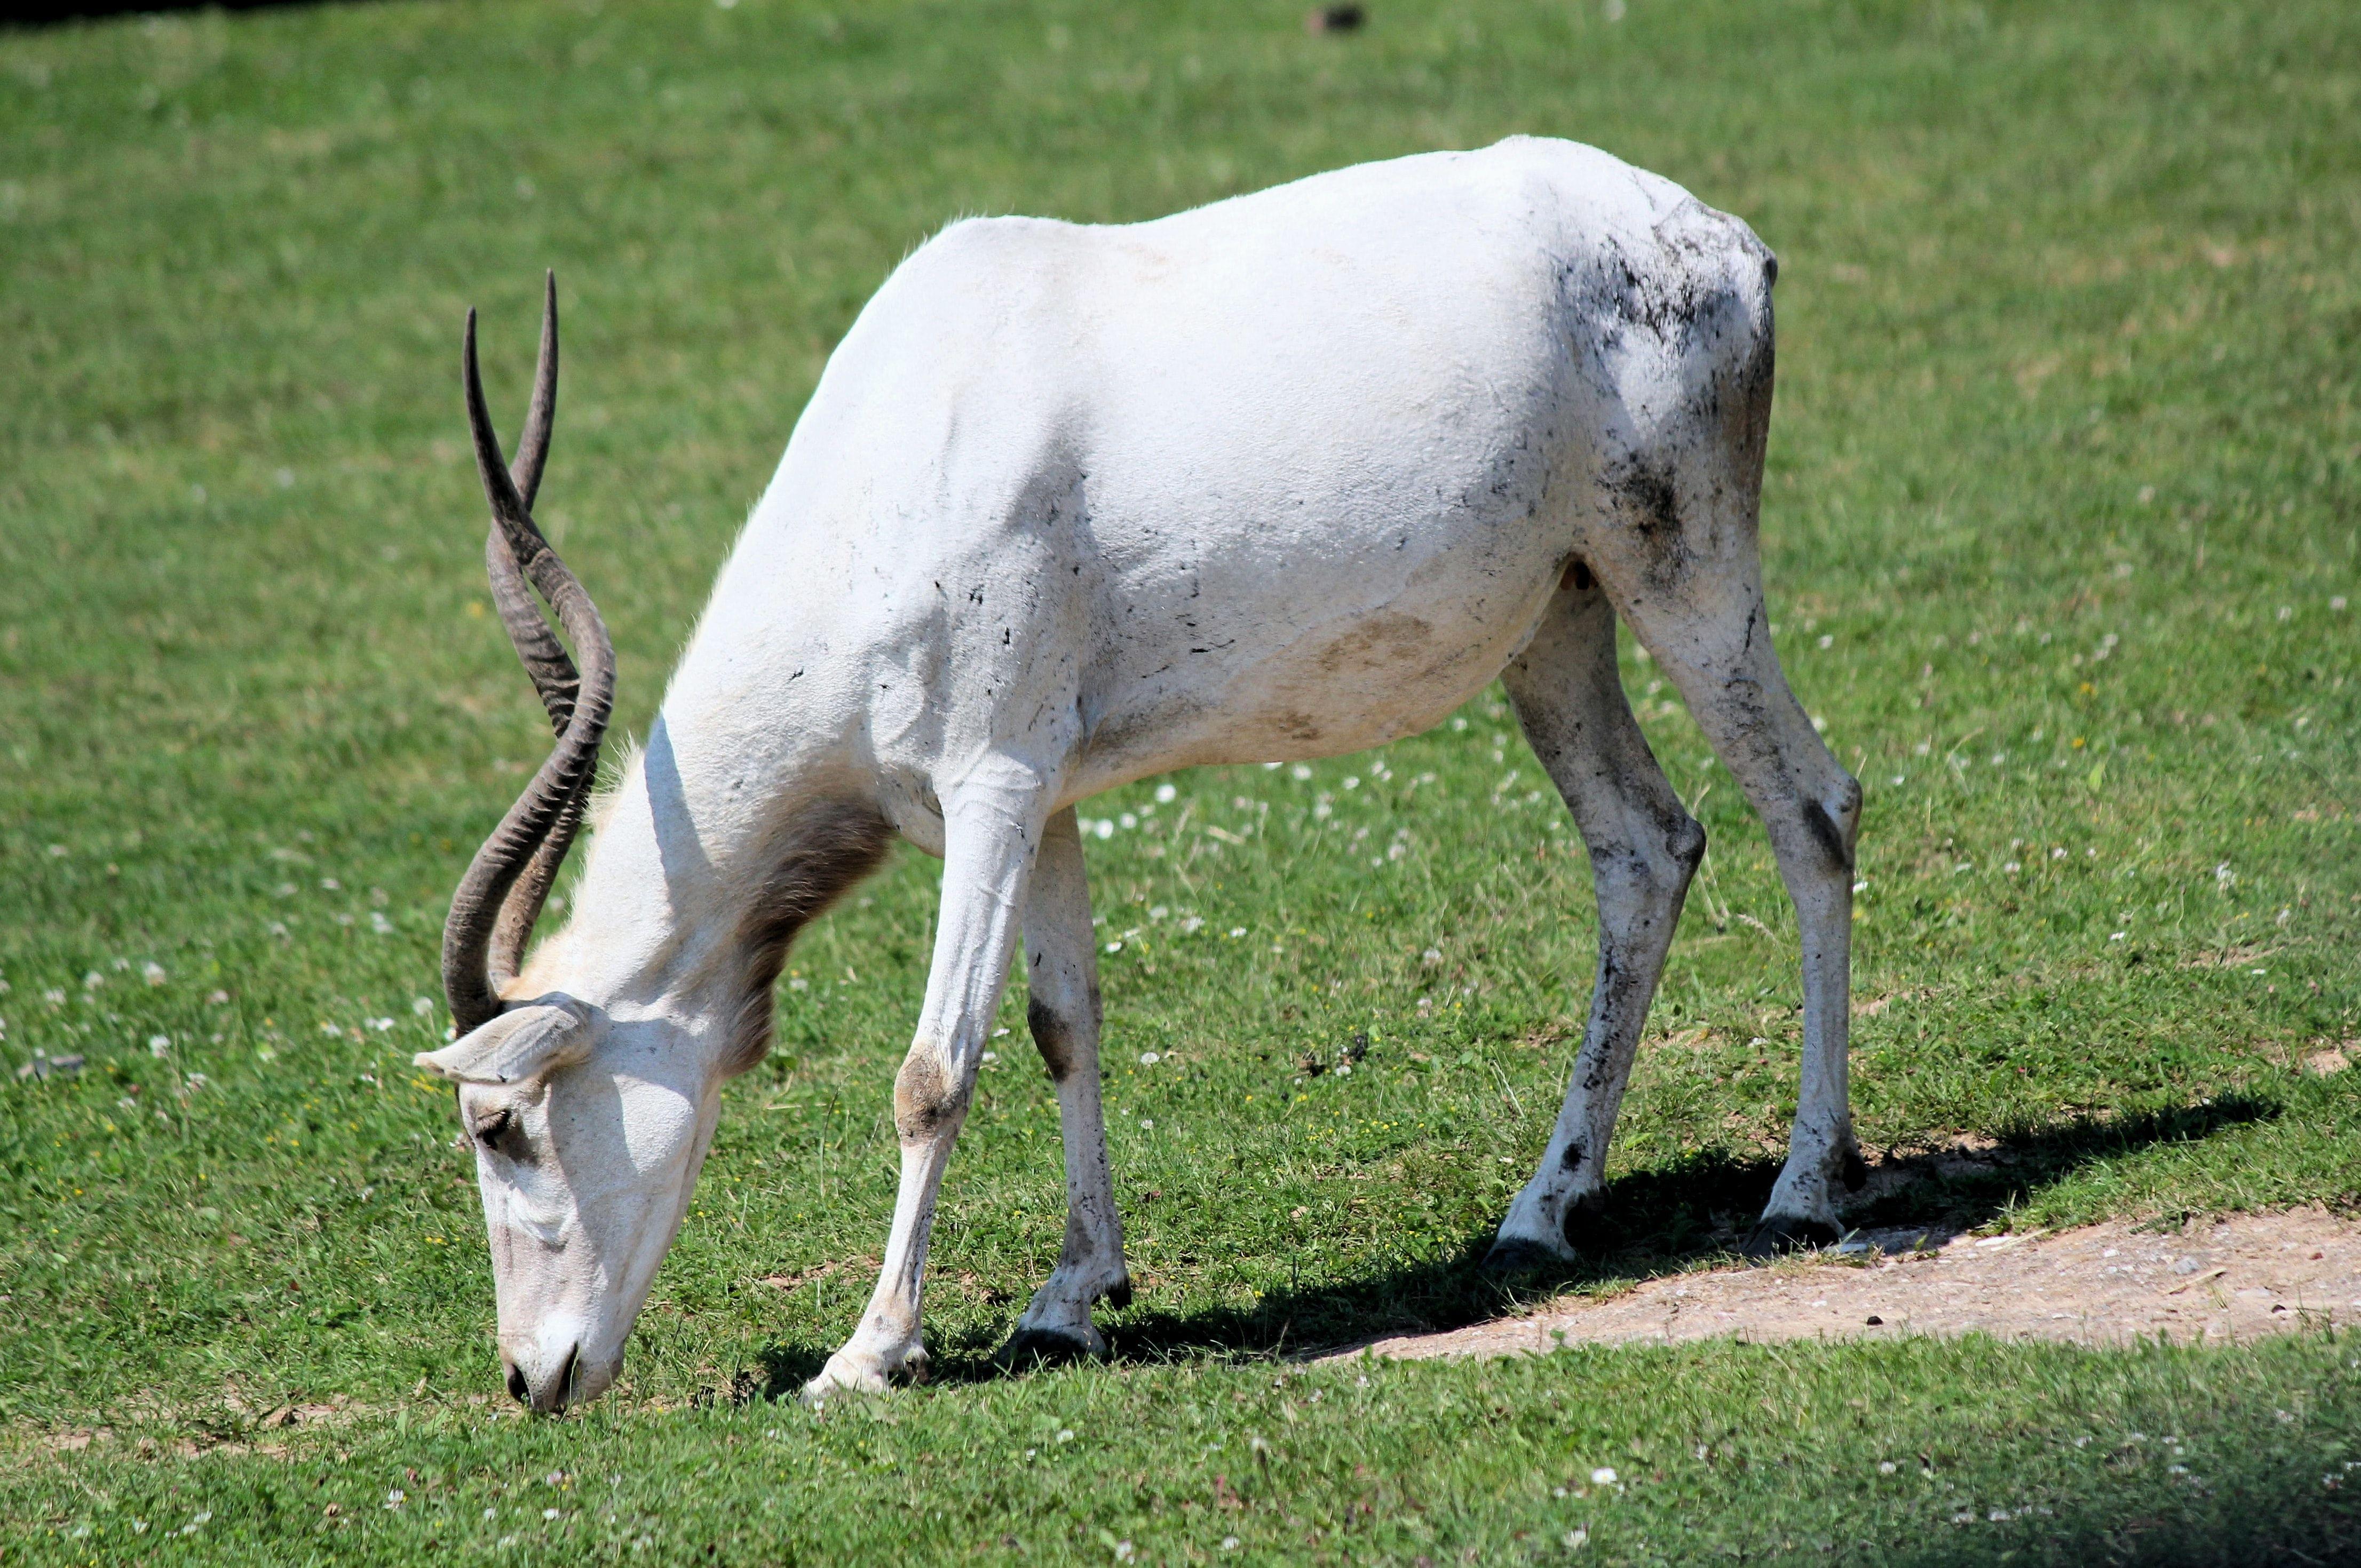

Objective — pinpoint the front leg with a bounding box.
[804,772,1050,1404]
[996,808,1131,1366]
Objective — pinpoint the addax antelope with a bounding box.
[417,137,1863,1411]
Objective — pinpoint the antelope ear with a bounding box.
[413,1002,591,1086]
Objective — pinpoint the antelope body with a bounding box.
[419,137,1863,1411]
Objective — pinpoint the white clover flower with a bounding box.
[1139,1052,1160,1065]
[412,996,434,1016]
[1590,1466,1617,1485]
[148,1034,171,1057]
[369,1016,395,1032]
[141,961,168,986]
[1154,783,1177,802]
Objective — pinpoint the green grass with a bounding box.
[3,0,2358,1559]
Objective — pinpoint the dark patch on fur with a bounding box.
[722,799,894,1076]
[1668,813,1708,874]
[1559,1139,1588,1174]
[1802,799,1853,873]
[1028,996,1077,1083]
[1607,455,1683,544]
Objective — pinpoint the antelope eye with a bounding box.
[471,1107,518,1152]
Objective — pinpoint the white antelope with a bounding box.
[417,137,1863,1412]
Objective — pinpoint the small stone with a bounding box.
[1865,1314,1883,1325]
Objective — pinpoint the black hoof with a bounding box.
[1743,1216,1842,1259]
[991,1327,1101,1371]
[1102,1275,1134,1311]
[1480,1238,1567,1274]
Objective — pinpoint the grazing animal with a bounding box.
[418,137,1861,1412]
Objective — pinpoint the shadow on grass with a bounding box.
[743,1094,2281,1399]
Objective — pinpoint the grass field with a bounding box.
[3,0,2359,1560]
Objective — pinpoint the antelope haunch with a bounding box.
[418,138,1862,1412]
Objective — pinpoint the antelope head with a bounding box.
[414,277,706,1414]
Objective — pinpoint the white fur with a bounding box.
[423,137,1860,1412]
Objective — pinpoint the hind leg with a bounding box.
[1613,587,1864,1253]
[995,808,1132,1365]
[1486,569,1705,1268]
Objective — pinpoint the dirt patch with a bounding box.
[1325,1209,2361,1363]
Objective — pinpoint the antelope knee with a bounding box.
[1802,771,1864,873]
[1667,813,1707,878]
[893,1048,972,1143]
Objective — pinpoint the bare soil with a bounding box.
[1326,1209,2361,1363]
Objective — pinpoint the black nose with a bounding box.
[504,1359,530,1405]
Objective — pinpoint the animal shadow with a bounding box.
[1081,1094,2281,1373]
[743,1095,2277,1392]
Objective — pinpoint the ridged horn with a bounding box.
[441,276,615,1036]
